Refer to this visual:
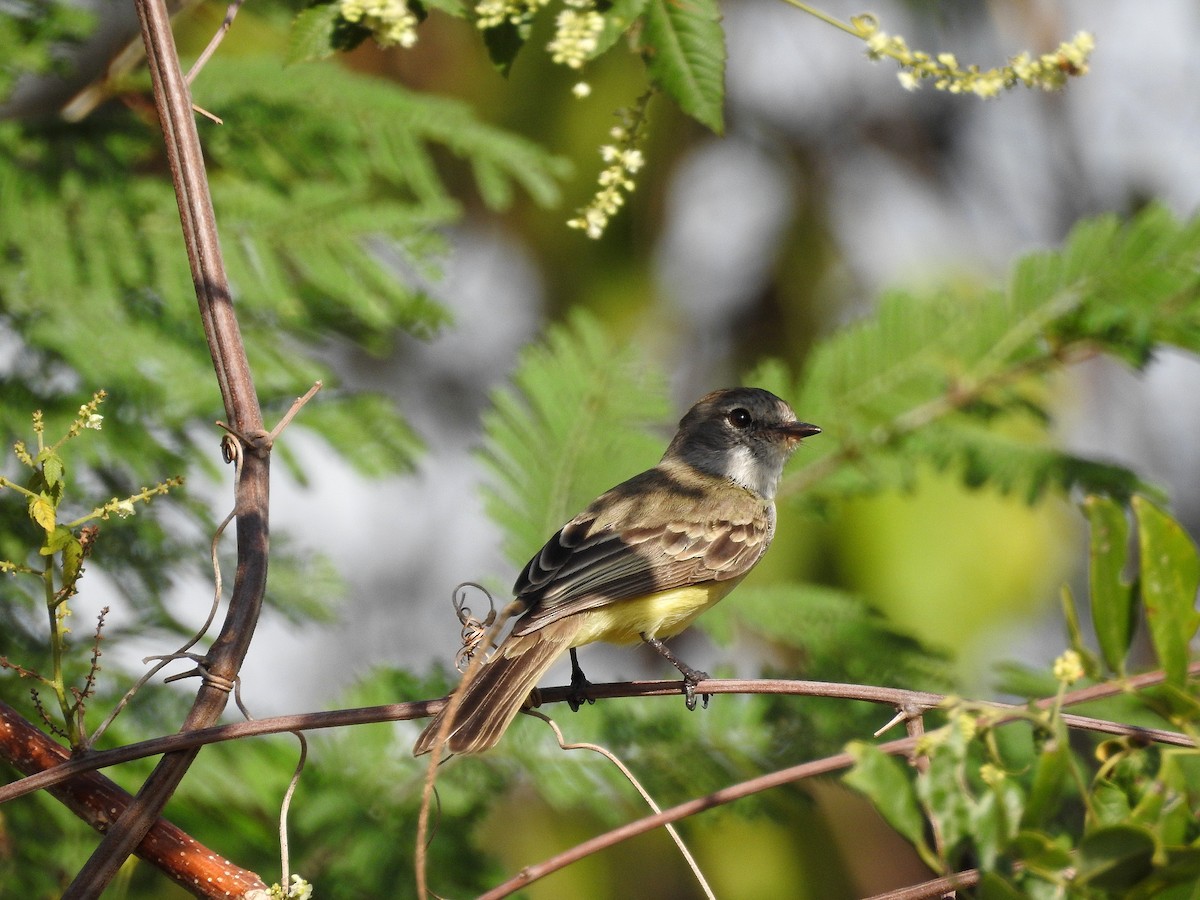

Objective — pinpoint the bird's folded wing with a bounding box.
[512,476,771,636]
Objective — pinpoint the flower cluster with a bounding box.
[547,0,604,70]
[475,0,551,31]
[254,875,313,900]
[339,0,419,49]
[1052,649,1085,685]
[857,15,1094,99]
[567,100,649,239]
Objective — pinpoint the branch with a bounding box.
[477,741,890,900]
[0,700,267,897]
[64,0,272,892]
[5,667,1193,805]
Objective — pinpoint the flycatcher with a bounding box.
[414,387,820,756]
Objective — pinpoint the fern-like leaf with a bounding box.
[480,312,671,568]
[760,205,1200,506]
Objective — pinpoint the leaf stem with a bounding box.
[773,0,869,38]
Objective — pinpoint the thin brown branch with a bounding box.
[185,0,246,85]
[477,742,898,900]
[529,711,716,900]
[0,700,266,897]
[471,662,1200,898]
[64,0,271,891]
[865,869,981,900]
[4,669,1194,807]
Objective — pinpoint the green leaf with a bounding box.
[298,393,424,479]
[1084,495,1136,675]
[593,0,651,58]
[976,872,1026,900]
[480,311,670,568]
[28,495,55,533]
[288,4,348,63]
[61,534,84,587]
[40,452,65,491]
[1092,778,1131,826]
[1133,496,1200,687]
[1058,585,1100,679]
[764,206,1200,508]
[642,0,726,133]
[482,22,527,75]
[843,742,931,854]
[701,583,950,691]
[40,525,76,555]
[1022,740,1070,827]
[1075,824,1156,891]
[1011,829,1073,874]
[419,0,466,16]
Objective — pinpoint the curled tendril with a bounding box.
[451,582,498,673]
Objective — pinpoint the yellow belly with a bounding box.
[569,579,743,647]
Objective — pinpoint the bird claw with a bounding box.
[683,671,710,711]
[567,670,595,712]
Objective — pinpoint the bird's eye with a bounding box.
[726,408,752,429]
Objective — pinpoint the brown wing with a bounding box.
[511,465,773,636]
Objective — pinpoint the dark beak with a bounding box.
[777,421,821,440]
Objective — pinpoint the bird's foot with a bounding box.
[640,634,710,711]
[567,647,595,712]
[681,666,711,711]
[567,671,595,712]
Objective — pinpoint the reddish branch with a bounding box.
[0,700,266,896]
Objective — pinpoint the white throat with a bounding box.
[724,444,781,499]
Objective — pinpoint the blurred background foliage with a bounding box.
[3,0,1200,897]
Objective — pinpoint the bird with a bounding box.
[413,387,820,756]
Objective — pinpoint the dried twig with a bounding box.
[530,711,716,900]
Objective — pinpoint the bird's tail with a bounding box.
[413,621,576,756]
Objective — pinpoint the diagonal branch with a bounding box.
[63,0,271,893]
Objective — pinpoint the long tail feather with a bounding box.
[414,622,577,755]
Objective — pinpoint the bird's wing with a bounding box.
[511,466,772,636]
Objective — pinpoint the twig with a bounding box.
[415,599,524,899]
[477,743,887,900]
[865,869,981,900]
[530,711,716,900]
[185,0,246,85]
[903,713,953,899]
[86,496,237,749]
[5,669,1195,806]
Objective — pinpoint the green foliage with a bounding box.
[0,0,95,101]
[641,0,726,134]
[480,310,670,568]
[704,584,950,692]
[1132,496,1200,689]
[0,47,569,643]
[845,495,1200,897]
[293,0,728,134]
[0,396,185,747]
[758,204,1200,508]
[287,3,371,62]
[1083,495,1135,676]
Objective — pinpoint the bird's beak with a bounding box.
[776,421,821,441]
